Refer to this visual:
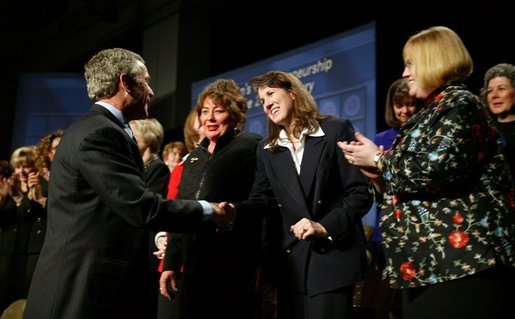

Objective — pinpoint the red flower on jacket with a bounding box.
[448,230,469,248]
[394,209,402,221]
[400,262,416,280]
[452,213,464,225]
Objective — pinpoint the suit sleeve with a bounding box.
[78,126,204,232]
[233,139,279,226]
[317,119,372,239]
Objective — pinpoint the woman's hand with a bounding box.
[338,132,385,192]
[159,270,178,300]
[337,132,380,168]
[290,217,328,240]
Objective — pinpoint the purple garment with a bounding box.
[374,127,399,150]
[370,128,399,243]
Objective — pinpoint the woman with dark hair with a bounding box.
[34,129,63,183]
[363,78,422,266]
[225,70,371,319]
[159,79,262,319]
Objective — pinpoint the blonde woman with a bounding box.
[339,26,514,319]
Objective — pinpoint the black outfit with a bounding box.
[163,130,262,319]
[494,120,515,177]
[143,154,170,319]
[0,185,46,311]
[235,117,372,319]
[402,266,514,319]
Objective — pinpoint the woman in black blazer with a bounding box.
[230,71,372,319]
[159,79,263,319]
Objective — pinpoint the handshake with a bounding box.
[209,202,236,233]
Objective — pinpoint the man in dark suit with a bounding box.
[23,48,230,319]
[226,71,372,319]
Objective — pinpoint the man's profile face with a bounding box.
[124,62,154,121]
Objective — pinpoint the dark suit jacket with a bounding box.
[235,117,372,297]
[0,195,45,311]
[24,104,204,319]
[163,131,262,319]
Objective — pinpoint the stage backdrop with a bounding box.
[191,22,376,139]
[11,73,90,151]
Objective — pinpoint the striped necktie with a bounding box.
[123,123,135,140]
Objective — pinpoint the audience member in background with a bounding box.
[130,117,170,319]
[0,159,13,206]
[166,109,205,199]
[0,159,14,312]
[156,108,205,319]
[481,63,515,177]
[34,129,64,183]
[131,118,170,195]
[21,129,65,250]
[363,78,421,269]
[159,79,262,319]
[225,70,371,319]
[23,48,230,319]
[162,141,187,174]
[0,146,45,311]
[338,26,515,319]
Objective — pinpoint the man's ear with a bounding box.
[119,73,132,94]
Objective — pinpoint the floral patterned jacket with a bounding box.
[379,83,515,288]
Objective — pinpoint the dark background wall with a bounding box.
[1,0,513,159]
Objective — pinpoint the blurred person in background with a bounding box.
[34,129,64,183]
[162,141,187,174]
[155,108,205,319]
[0,146,45,311]
[130,117,170,319]
[481,63,515,177]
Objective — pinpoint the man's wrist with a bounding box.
[198,200,212,221]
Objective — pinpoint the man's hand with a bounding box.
[210,202,235,233]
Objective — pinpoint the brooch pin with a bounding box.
[190,157,199,163]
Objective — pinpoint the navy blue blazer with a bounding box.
[236,117,372,296]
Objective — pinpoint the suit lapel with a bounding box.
[299,135,325,199]
[90,104,144,171]
[269,147,307,208]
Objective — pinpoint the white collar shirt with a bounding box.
[265,126,325,174]
[96,101,133,138]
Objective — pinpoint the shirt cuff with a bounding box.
[198,200,213,221]
[154,232,167,246]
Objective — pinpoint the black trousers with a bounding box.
[278,285,354,319]
[402,266,515,319]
